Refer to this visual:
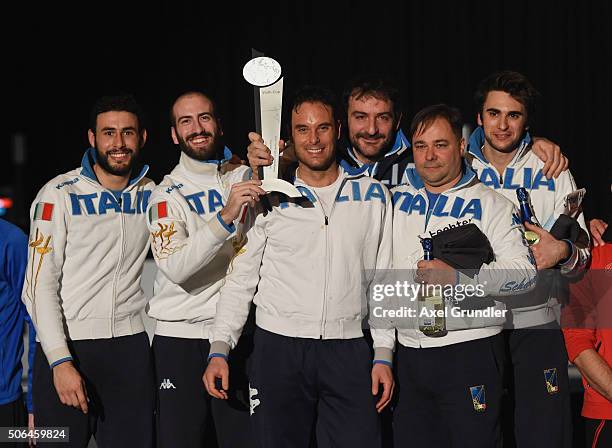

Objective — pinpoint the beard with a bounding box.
[95,145,140,177]
[350,130,395,161]
[176,131,222,161]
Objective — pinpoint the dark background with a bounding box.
[2,0,610,230]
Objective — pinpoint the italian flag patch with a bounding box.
[149,202,168,221]
[34,202,54,221]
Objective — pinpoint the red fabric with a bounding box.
[562,243,612,419]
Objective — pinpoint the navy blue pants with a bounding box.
[249,328,380,448]
[32,332,154,448]
[152,334,254,448]
[393,334,505,448]
[505,324,572,447]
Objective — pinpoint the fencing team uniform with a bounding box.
[22,148,155,447]
[391,163,537,447]
[210,166,394,448]
[146,149,254,448]
[467,128,590,447]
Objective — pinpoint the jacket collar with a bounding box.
[345,128,411,168]
[80,148,149,188]
[174,146,234,178]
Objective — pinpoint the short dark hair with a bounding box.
[169,90,220,127]
[474,71,540,118]
[409,104,463,141]
[289,85,339,124]
[89,94,146,132]
[342,74,402,119]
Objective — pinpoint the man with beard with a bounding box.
[146,91,263,448]
[204,86,395,448]
[22,94,155,447]
[247,75,569,189]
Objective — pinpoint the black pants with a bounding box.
[33,332,154,448]
[585,418,612,448]
[0,398,27,448]
[505,324,572,447]
[152,334,253,448]
[393,334,505,448]
[249,328,380,448]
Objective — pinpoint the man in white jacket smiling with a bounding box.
[146,91,263,448]
[204,86,394,448]
[391,104,537,448]
[22,94,155,447]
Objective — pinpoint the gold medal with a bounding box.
[524,230,540,246]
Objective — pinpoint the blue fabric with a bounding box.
[216,211,236,234]
[49,357,74,369]
[425,190,440,215]
[0,219,35,412]
[207,353,228,362]
[372,359,393,368]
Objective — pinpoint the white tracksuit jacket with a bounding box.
[391,163,537,348]
[466,127,590,328]
[22,149,155,366]
[210,166,395,362]
[145,151,250,339]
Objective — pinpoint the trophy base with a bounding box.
[261,179,302,198]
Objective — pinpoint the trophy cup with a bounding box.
[243,56,301,198]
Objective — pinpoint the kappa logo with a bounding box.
[159,378,176,390]
[249,384,260,415]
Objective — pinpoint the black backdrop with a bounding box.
[3,0,610,228]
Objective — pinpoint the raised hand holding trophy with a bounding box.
[243,56,301,198]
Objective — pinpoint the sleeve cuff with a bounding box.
[210,341,231,357]
[210,212,235,239]
[46,346,72,367]
[559,239,577,271]
[50,356,73,369]
[373,347,393,364]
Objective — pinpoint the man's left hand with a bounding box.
[524,222,571,269]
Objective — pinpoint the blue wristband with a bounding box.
[373,359,393,368]
[208,353,228,363]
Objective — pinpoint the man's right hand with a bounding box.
[52,361,88,413]
[219,180,266,225]
[247,132,284,181]
[203,357,229,400]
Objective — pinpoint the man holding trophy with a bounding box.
[203,83,395,447]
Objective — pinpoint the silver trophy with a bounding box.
[243,56,301,198]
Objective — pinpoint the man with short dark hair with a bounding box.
[204,86,394,447]
[467,70,590,447]
[23,94,155,447]
[146,90,262,447]
[391,104,536,447]
[248,75,569,190]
